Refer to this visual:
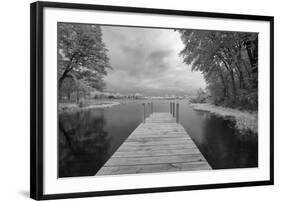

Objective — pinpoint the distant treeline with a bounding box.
[178,29,258,110]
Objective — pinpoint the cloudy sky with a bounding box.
[101,25,205,96]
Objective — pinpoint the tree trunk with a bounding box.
[58,76,65,90]
[245,40,258,72]
[76,91,80,104]
[229,69,237,100]
[58,70,80,104]
[218,56,237,100]
[234,63,246,90]
[230,49,247,90]
[218,67,228,100]
[58,64,74,90]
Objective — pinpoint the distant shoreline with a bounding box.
[58,101,120,114]
[189,103,258,134]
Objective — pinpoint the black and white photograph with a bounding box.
[58,23,259,178]
[29,1,274,199]
[0,0,278,201]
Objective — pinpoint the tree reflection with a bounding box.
[198,113,258,169]
[59,109,111,177]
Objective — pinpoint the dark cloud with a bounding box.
[146,50,172,72]
[120,44,146,59]
[147,50,172,61]
[101,25,206,96]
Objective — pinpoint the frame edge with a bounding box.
[30,1,274,200]
[269,17,274,185]
[37,1,273,21]
[30,1,44,200]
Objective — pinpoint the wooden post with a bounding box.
[173,103,175,117]
[151,102,153,114]
[142,103,146,123]
[176,103,179,123]
[170,102,172,114]
[147,102,150,116]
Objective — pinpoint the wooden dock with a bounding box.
[96,112,211,175]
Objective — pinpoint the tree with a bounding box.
[59,77,76,101]
[58,23,112,101]
[177,29,258,110]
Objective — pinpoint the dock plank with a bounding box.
[96,112,211,175]
[103,154,206,166]
[97,162,211,175]
[116,144,198,152]
[113,149,201,157]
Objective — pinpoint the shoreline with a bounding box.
[59,101,120,114]
[189,103,258,134]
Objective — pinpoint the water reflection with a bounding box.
[59,101,143,177]
[59,100,258,178]
[191,111,258,169]
[59,110,111,177]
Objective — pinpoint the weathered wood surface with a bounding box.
[96,112,211,175]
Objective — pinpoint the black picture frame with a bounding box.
[30,1,274,200]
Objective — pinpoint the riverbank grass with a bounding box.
[59,100,120,114]
[189,103,258,134]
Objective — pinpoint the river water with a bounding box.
[59,100,258,177]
